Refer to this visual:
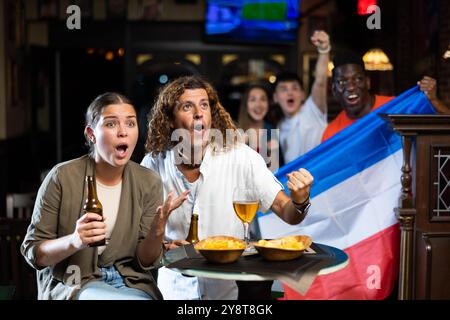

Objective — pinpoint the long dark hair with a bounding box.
[84,92,134,156]
[238,83,272,131]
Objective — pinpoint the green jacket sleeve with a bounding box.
[134,174,164,270]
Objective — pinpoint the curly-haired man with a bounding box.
[141,76,313,300]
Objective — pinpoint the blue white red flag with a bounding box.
[258,87,435,299]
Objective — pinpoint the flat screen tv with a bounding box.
[205,0,300,45]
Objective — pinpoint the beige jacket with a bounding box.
[21,155,164,300]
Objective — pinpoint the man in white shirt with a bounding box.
[274,30,330,163]
[141,76,313,300]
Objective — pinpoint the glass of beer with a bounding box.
[233,187,260,246]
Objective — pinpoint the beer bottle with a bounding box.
[83,175,105,247]
[185,213,199,244]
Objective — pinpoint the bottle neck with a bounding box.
[186,213,199,243]
[87,176,99,199]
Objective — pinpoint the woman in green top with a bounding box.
[21,92,188,300]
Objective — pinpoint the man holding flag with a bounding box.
[323,52,449,142]
[258,51,448,299]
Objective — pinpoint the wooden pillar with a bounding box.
[395,135,415,299]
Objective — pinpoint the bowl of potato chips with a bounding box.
[194,236,246,264]
[252,235,312,261]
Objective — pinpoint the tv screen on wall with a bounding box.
[205,0,300,45]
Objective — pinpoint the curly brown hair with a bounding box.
[145,76,239,157]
